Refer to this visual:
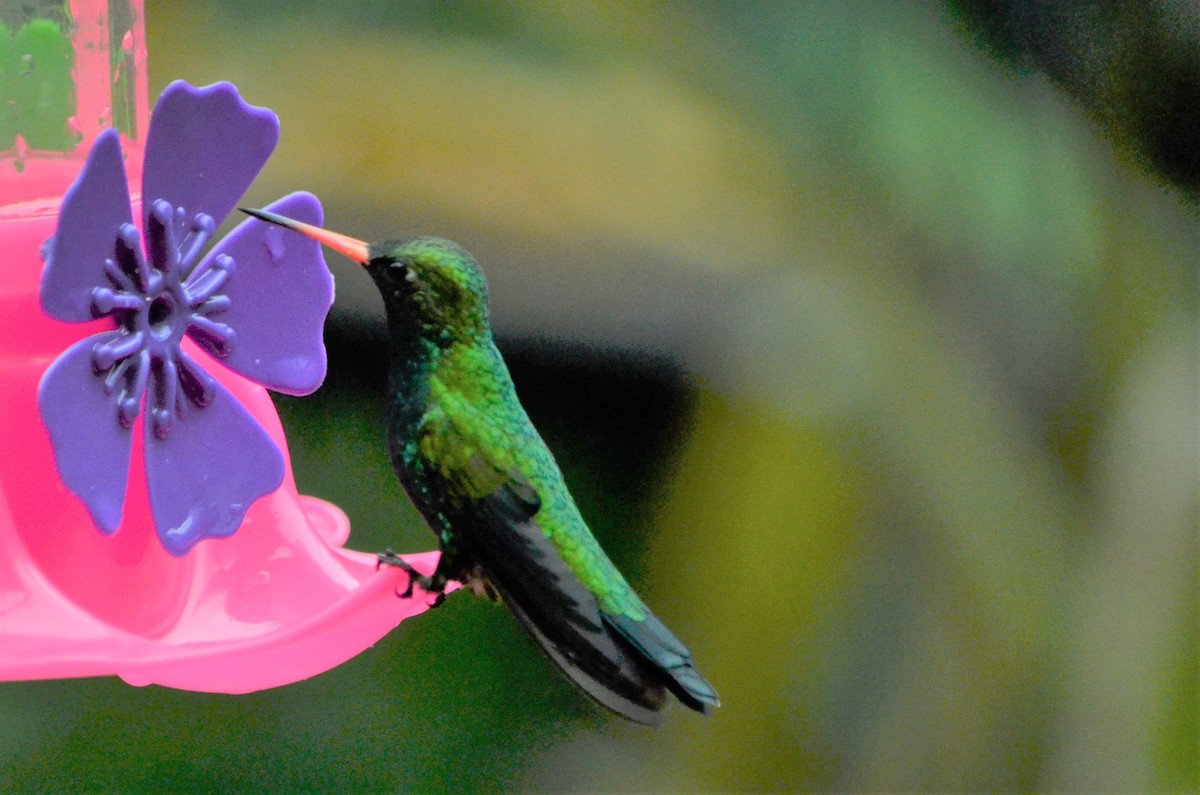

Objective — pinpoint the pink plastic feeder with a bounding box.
[0,0,437,693]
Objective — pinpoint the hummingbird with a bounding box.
[241,208,719,723]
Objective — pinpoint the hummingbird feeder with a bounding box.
[0,0,436,694]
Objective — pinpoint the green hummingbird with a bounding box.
[242,208,718,723]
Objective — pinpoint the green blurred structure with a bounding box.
[1,1,1195,791]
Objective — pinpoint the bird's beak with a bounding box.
[240,207,370,265]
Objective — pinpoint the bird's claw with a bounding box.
[377,549,421,598]
[377,550,447,606]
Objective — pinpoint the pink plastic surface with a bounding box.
[0,202,443,693]
[0,1,442,693]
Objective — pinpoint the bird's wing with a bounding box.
[417,403,672,722]
[446,463,670,724]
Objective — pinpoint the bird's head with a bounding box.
[240,209,490,342]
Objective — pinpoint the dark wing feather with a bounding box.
[448,473,671,724]
[602,610,720,714]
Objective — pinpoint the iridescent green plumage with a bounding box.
[240,212,718,722]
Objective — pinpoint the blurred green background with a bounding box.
[3,0,1197,791]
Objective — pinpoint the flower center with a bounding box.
[85,205,236,440]
[148,293,176,339]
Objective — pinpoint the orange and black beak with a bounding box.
[240,207,370,265]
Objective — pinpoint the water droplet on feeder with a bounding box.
[121,31,134,54]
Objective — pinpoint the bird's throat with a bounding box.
[385,324,438,430]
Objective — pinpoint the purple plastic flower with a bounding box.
[38,81,333,556]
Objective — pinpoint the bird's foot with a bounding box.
[377,550,449,607]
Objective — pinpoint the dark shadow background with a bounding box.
[1,1,1196,791]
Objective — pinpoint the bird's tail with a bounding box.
[455,477,718,723]
[601,609,720,715]
[501,593,671,725]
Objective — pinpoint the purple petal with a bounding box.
[142,81,279,233]
[41,129,134,322]
[144,372,285,556]
[37,333,135,533]
[195,192,333,395]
